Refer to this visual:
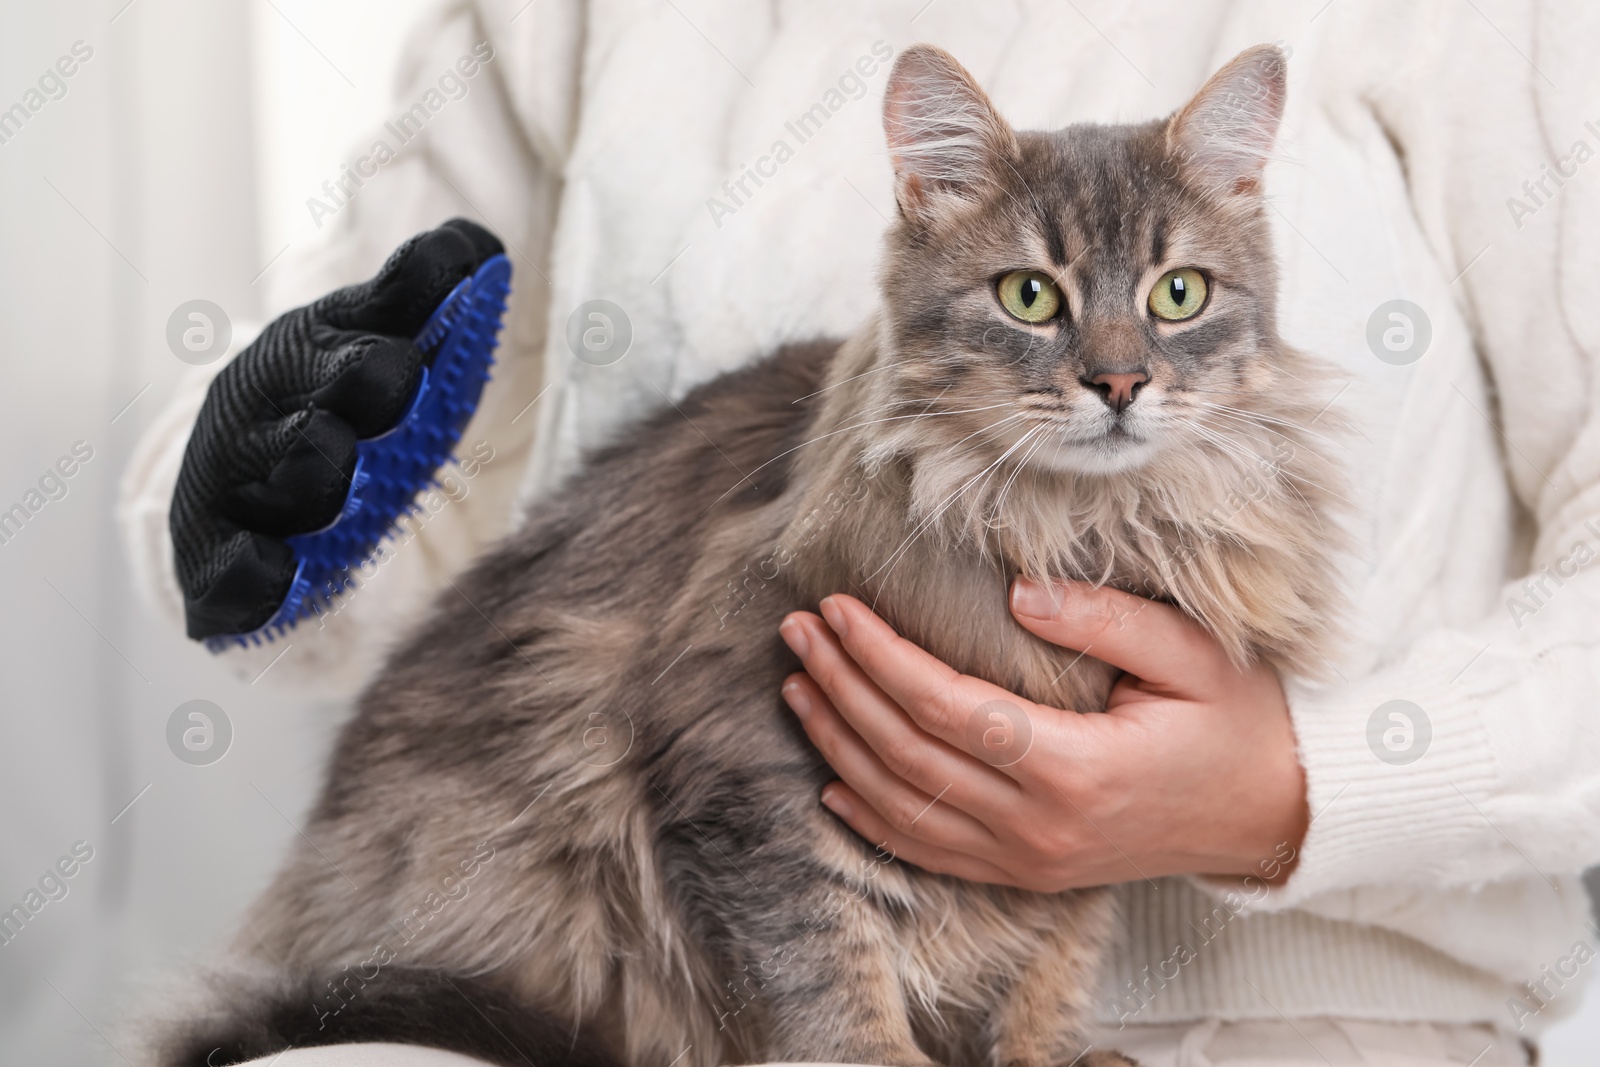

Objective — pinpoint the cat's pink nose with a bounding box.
[1085,370,1149,414]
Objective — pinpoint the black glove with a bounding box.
[171,218,505,640]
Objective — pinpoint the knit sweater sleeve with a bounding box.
[115,0,582,695]
[1250,0,1600,918]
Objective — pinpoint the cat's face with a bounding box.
[875,45,1289,477]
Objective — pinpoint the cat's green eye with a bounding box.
[996,270,1062,324]
[1148,268,1208,321]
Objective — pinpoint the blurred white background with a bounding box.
[0,1,1595,1064]
[0,2,433,1061]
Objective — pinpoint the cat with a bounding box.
[145,42,1345,1067]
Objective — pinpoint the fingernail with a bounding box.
[1011,577,1064,619]
[820,596,848,637]
[821,787,852,820]
[779,616,810,658]
[782,679,812,719]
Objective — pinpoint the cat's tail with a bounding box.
[136,963,619,1067]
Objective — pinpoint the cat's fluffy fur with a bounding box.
[142,44,1344,1067]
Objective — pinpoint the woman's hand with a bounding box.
[777,580,1308,892]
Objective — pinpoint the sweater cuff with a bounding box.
[1222,636,1506,910]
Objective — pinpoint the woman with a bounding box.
[121,1,1600,1063]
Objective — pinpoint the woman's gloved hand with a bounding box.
[170,218,504,641]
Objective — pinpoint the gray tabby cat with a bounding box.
[148,42,1345,1067]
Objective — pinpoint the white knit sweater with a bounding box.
[119,0,1600,1034]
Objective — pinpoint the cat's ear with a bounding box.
[883,45,1019,221]
[1166,45,1286,198]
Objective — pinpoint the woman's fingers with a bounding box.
[779,660,1016,831]
[781,610,1021,799]
[1009,578,1222,695]
[799,596,1037,758]
[815,781,1018,887]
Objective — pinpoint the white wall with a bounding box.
[0,3,257,1061]
[250,0,442,265]
[0,2,428,1062]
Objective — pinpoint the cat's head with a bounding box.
[847,44,1347,674]
[870,43,1294,478]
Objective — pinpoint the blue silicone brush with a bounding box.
[206,254,512,652]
